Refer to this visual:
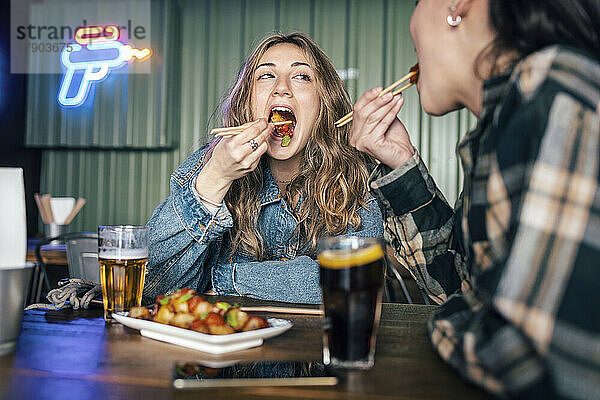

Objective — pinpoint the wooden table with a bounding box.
[26,239,68,266]
[0,298,491,399]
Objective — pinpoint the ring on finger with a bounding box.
[249,138,259,151]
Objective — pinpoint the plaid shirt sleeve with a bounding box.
[370,47,600,399]
[369,152,467,305]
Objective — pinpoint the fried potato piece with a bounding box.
[170,312,196,329]
[242,316,269,332]
[129,306,151,320]
[171,289,195,305]
[187,295,204,313]
[192,299,214,318]
[154,305,175,325]
[225,308,249,331]
[190,319,210,334]
[173,300,189,314]
[214,301,233,316]
[205,312,235,335]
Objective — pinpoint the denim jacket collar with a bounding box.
[260,164,283,206]
[259,164,305,211]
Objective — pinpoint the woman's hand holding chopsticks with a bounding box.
[336,65,418,127]
[194,119,272,205]
[349,88,415,170]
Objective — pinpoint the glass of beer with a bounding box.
[98,225,148,322]
[317,236,385,369]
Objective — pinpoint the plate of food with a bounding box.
[113,289,293,354]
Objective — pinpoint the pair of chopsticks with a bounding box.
[335,64,419,128]
[239,306,323,316]
[211,120,293,137]
[64,198,87,224]
[34,193,54,224]
[34,193,87,225]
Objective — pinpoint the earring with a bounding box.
[447,14,462,27]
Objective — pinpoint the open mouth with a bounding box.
[269,106,296,147]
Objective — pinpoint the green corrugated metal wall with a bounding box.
[30,0,476,233]
[25,1,178,149]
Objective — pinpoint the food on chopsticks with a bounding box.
[335,63,419,128]
[128,288,269,335]
[211,120,293,137]
[269,107,296,147]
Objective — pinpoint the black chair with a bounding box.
[64,233,99,284]
[383,248,430,305]
[31,232,98,304]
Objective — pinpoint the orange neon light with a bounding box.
[74,25,120,45]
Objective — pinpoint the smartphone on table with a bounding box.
[173,360,338,389]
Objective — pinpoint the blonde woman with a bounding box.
[143,33,383,305]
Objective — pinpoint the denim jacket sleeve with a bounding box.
[142,148,234,305]
[211,198,384,304]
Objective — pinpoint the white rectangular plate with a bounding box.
[112,312,293,354]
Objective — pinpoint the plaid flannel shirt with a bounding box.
[370,46,600,399]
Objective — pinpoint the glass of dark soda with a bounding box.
[317,237,385,369]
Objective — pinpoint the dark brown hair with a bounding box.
[481,0,600,74]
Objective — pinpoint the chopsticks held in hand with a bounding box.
[335,64,419,128]
[211,120,292,137]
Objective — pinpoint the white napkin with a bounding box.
[0,168,26,268]
[50,197,76,225]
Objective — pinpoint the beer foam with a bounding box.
[98,248,148,260]
[318,245,384,269]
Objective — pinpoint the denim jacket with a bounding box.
[143,146,384,305]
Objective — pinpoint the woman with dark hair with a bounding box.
[350,0,599,398]
[143,32,382,305]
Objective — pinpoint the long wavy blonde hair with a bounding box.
[205,32,374,259]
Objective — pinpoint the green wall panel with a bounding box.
[245,0,278,55]
[348,0,385,100]
[40,150,174,232]
[25,1,179,149]
[35,0,475,234]
[313,0,348,70]
[280,0,314,36]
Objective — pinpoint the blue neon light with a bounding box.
[58,26,151,107]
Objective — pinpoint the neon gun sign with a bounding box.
[58,25,151,107]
